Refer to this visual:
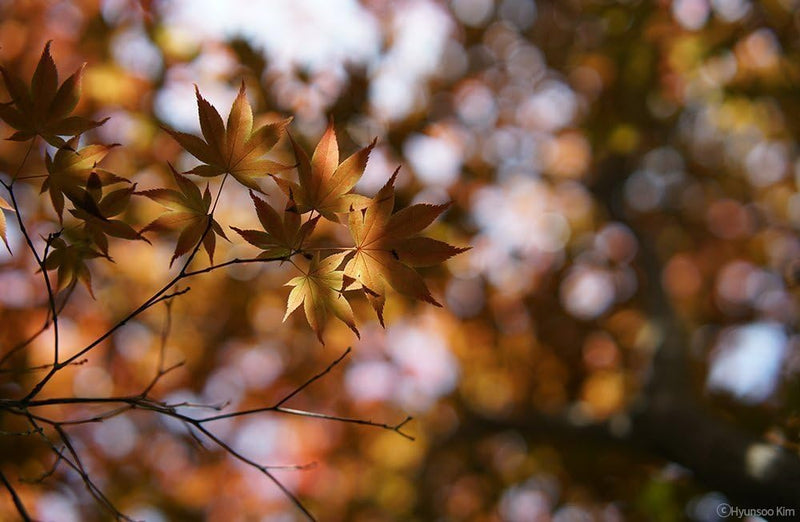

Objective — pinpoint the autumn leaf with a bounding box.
[43,232,104,296]
[231,190,319,259]
[42,136,126,221]
[344,171,468,325]
[274,123,374,221]
[163,82,291,191]
[69,173,147,256]
[140,164,227,266]
[0,41,107,148]
[284,252,359,344]
[0,194,14,252]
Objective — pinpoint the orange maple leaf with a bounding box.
[68,173,147,257]
[140,165,227,266]
[163,82,291,191]
[42,137,125,221]
[275,123,374,221]
[284,252,359,344]
[231,191,318,259]
[344,171,468,325]
[43,233,104,296]
[0,41,107,148]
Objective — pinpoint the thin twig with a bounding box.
[21,218,213,401]
[7,139,35,184]
[0,284,75,368]
[20,401,317,521]
[198,347,414,439]
[0,343,417,522]
[54,405,135,426]
[52,424,136,522]
[20,453,62,484]
[149,286,191,306]
[0,468,31,521]
[0,358,87,374]
[182,420,317,521]
[181,254,291,277]
[2,182,62,399]
[23,413,134,521]
[275,347,352,407]
[274,408,415,441]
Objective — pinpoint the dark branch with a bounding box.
[0,468,32,522]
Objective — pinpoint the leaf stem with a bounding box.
[9,139,35,185]
[210,173,229,215]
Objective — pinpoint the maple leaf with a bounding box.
[274,123,374,221]
[0,41,107,148]
[42,137,126,221]
[284,252,359,344]
[163,82,291,191]
[0,194,14,252]
[344,171,468,326]
[140,164,227,266]
[231,190,319,259]
[43,232,104,296]
[68,173,147,256]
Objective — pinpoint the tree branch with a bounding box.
[0,468,32,522]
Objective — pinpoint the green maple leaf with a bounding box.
[231,190,319,259]
[0,41,107,148]
[284,252,359,344]
[140,164,227,266]
[344,171,469,326]
[275,123,373,221]
[163,82,291,191]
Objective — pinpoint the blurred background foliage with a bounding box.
[1,0,800,520]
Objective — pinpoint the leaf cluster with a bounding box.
[0,44,141,293]
[0,42,468,344]
[232,123,468,342]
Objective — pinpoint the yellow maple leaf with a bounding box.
[0,194,15,252]
[284,252,359,344]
